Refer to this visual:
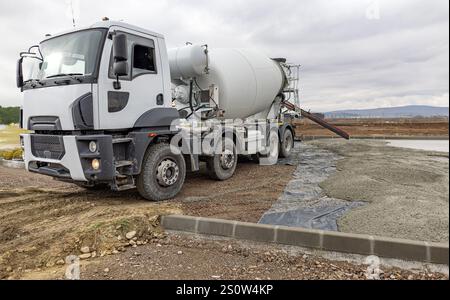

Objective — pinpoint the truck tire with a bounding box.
[279,128,294,158]
[137,143,186,201]
[206,137,237,181]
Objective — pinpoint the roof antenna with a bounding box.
[70,0,76,27]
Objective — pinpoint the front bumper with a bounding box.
[22,134,115,182]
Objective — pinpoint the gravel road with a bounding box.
[311,139,449,242]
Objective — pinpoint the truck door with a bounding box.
[97,28,165,130]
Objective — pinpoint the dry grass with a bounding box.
[294,117,449,138]
[0,149,23,160]
[0,124,27,150]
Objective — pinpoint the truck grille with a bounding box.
[30,135,65,160]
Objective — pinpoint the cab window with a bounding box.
[133,44,156,75]
[108,32,157,80]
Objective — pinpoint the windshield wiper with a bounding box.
[23,78,45,87]
[46,73,83,82]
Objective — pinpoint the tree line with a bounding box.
[0,106,20,124]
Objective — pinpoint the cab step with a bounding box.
[112,137,133,144]
[115,184,135,191]
[112,174,135,191]
[114,160,133,168]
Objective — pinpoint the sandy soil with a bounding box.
[310,139,449,242]
[0,161,294,279]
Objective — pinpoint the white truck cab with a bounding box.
[17,20,300,201]
[21,21,174,131]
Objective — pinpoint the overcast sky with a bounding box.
[0,0,448,112]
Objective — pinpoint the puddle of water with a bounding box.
[387,140,449,153]
[259,142,365,231]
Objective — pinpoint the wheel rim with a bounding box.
[220,149,235,170]
[284,131,293,153]
[156,159,179,187]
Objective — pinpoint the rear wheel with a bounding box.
[206,137,237,181]
[279,128,294,158]
[137,143,186,201]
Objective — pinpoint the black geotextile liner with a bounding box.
[259,202,364,231]
[259,142,365,231]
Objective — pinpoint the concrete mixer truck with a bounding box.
[16,20,349,201]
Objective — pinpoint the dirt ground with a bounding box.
[0,161,294,279]
[1,138,449,279]
[311,139,449,242]
[295,118,449,138]
[18,232,446,280]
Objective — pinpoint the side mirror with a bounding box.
[113,34,128,61]
[113,61,128,76]
[16,57,24,88]
[112,33,128,89]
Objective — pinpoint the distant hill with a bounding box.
[325,105,449,118]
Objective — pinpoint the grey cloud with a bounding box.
[0,0,448,112]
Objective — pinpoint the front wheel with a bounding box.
[137,143,186,201]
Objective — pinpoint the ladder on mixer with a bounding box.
[280,64,350,140]
[283,64,301,110]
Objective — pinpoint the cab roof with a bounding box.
[41,20,164,43]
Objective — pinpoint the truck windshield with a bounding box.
[29,29,104,80]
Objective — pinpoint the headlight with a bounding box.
[92,159,100,170]
[89,141,97,153]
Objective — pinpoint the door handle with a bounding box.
[156,93,164,105]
